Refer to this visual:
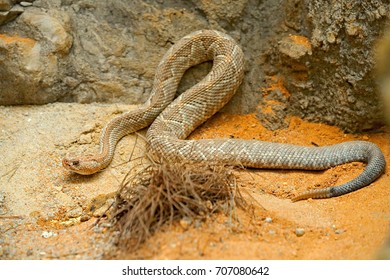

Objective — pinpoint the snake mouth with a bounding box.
[62,158,82,173]
[62,158,72,169]
[62,158,79,172]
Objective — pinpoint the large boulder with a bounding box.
[0,0,389,132]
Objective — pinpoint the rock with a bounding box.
[41,231,58,238]
[265,217,273,223]
[0,0,14,11]
[92,199,114,218]
[0,9,72,105]
[0,34,43,104]
[20,10,72,54]
[193,219,203,228]
[268,230,276,235]
[179,216,193,230]
[278,35,312,60]
[0,5,23,25]
[80,215,91,223]
[376,30,390,125]
[66,207,83,219]
[0,0,388,132]
[0,1,36,25]
[20,2,33,7]
[295,228,305,237]
[79,133,92,144]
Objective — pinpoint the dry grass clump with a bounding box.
[109,155,247,248]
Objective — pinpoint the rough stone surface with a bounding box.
[0,8,21,26]
[0,1,33,24]
[280,0,389,132]
[377,28,390,125]
[0,0,14,11]
[0,0,389,132]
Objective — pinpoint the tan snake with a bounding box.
[62,30,386,201]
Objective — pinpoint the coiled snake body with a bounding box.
[62,30,386,201]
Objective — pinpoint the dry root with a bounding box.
[109,155,247,249]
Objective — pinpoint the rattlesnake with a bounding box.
[62,30,386,201]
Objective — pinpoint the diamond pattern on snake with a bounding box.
[62,30,386,201]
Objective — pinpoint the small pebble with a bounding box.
[80,214,91,222]
[268,230,275,235]
[79,133,92,144]
[60,218,79,227]
[100,222,112,228]
[41,231,57,238]
[20,2,33,7]
[66,206,83,219]
[193,219,202,229]
[179,216,193,230]
[295,228,305,237]
[335,229,345,234]
[93,225,103,233]
[93,203,111,217]
[265,217,273,223]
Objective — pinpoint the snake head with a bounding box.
[62,156,100,175]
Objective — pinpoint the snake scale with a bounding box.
[62,30,386,201]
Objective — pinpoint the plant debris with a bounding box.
[109,154,248,249]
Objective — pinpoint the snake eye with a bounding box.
[72,160,80,166]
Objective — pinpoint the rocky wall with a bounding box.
[0,0,389,132]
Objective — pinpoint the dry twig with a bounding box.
[109,153,248,249]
